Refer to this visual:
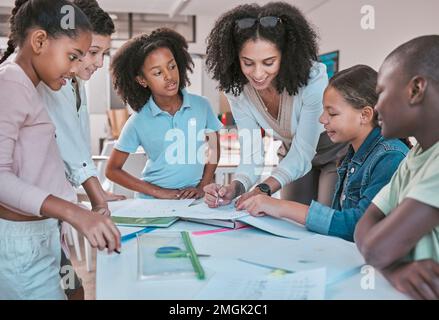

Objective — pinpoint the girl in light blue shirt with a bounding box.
[107,29,222,200]
[37,0,125,217]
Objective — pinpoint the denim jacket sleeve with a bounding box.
[305,149,406,241]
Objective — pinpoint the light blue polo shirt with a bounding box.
[115,89,222,198]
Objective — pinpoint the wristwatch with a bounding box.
[256,183,272,196]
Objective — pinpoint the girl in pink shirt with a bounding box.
[0,0,120,300]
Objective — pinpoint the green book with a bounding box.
[111,216,179,228]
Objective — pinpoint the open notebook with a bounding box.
[181,201,248,229]
[108,199,247,229]
[108,199,313,239]
[181,217,246,229]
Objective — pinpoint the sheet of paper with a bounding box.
[108,199,194,218]
[328,270,410,300]
[238,234,365,285]
[195,268,326,300]
[108,199,247,220]
[182,202,248,220]
[191,227,301,259]
[238,215,315,240]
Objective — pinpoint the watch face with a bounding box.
[258,184,271,195]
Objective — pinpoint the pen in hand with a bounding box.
[106,245,121,254]
[215,193,219,207]
[215,186,225,207]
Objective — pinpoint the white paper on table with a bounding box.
[238,215,315,240]
[195,268,327,300]
[328,270,410,300]
[182,202,248,220]
[238,234,365,285]
[108,199,195,218]
[191,227,298,259]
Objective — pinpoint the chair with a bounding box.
[65,224,82,261]
[94,139,116,187]
[94,140,148,199]
[111,151,147,199]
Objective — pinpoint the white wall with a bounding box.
[185,1,439,71]
[188,15,220,114]
[86,56,111,155]
[184,53,220,114]
[187,54,203,95]
[87,56,111,115]
[188,15,215,55]
[307,0,439,70]
[0,37,7,48]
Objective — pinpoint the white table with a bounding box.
[96,220,409,300]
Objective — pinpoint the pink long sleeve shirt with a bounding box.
[0,61,76,217]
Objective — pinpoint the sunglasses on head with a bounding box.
[235,16,282,29]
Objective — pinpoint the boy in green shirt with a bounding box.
[355,35,439,300]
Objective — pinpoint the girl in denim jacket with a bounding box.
[237,65,410,241]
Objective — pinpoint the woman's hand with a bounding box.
[235,189,263,208]
[237,194,282,218]
[203,183,235,208]
[384,259,439,300]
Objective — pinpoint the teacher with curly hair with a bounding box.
[204,2,347,209]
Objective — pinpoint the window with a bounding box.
[109,12,131,40]
[0,7,10,37]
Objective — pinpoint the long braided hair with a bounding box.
[0,0,92,64]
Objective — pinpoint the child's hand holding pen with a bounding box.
[203,183,234,208]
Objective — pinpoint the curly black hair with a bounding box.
[206,1,319,96]
[73,0,115,36]
[111,28,193,112]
